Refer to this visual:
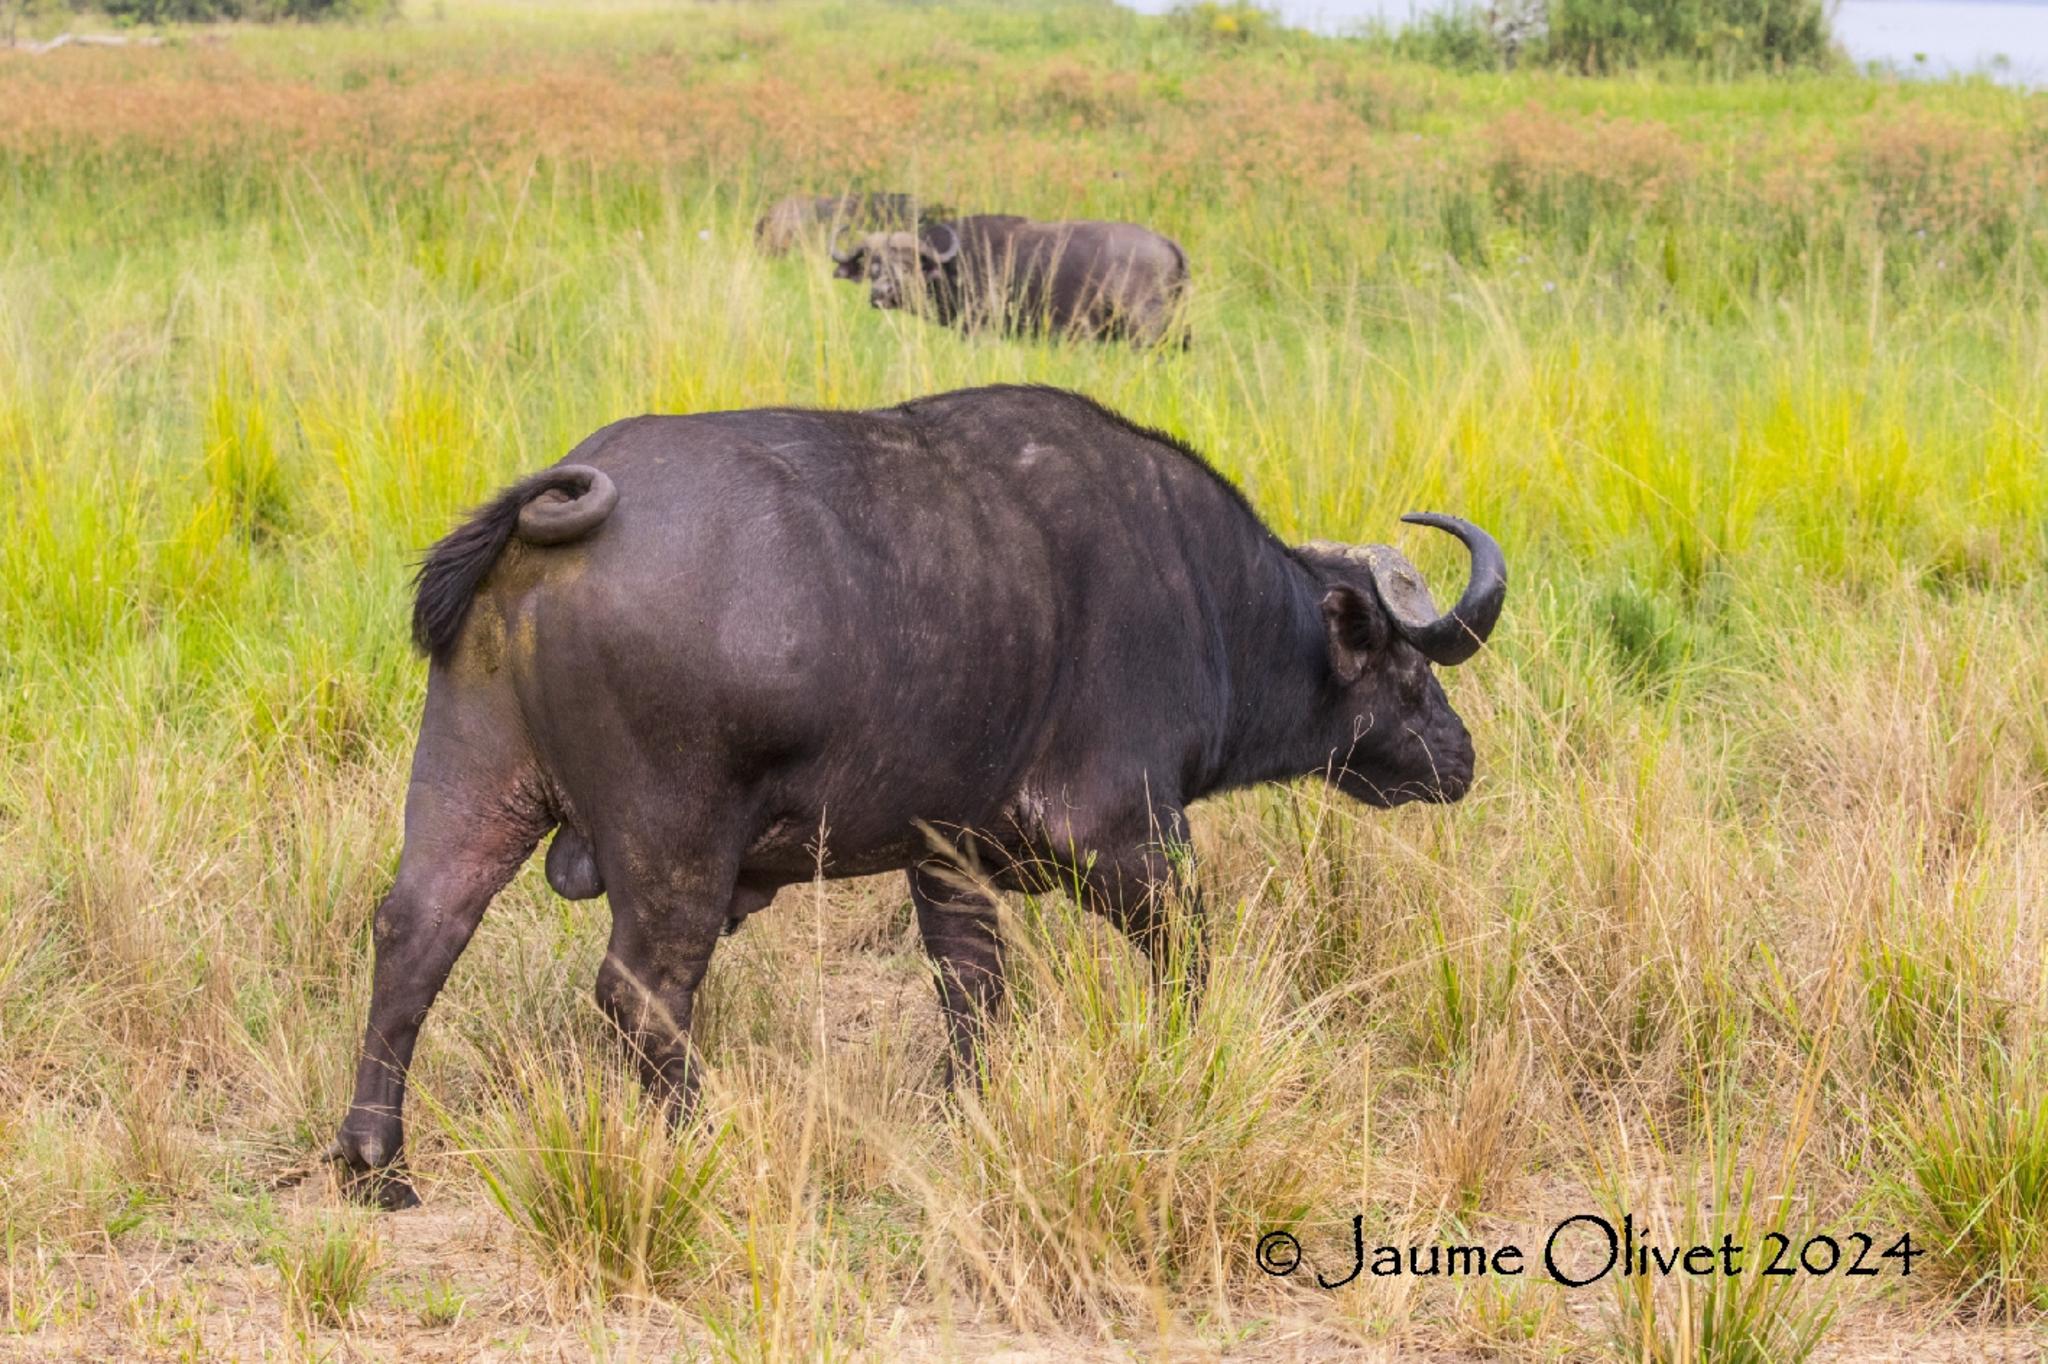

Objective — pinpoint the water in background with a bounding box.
[1119,0,2048,84]
[1833,2,2048,83]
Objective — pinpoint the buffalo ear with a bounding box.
[1320,585,1388,685]
[831,250,865,282]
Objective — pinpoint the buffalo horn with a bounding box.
[921,221,960,264]
[1363,514,1506,667]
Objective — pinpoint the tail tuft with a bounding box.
[411,465,615,665]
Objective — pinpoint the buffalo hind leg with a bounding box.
[910,862,1006,1087]
[593,850,738,1118]
[332,785,543,1209]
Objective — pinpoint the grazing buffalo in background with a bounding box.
[329,384,1505,1208]
[754,192,943,257]
[832,215,1189,344]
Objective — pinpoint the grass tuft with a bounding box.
[440,1046,727,1306]
[947,896,1345,1316]
[1898,1046,2048,1319]
[1605,1148,1838,1363]
[268,1212,381,1328]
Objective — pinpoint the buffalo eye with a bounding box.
[1320,585,1389,686]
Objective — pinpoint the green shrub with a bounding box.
[1597,580,1690,688]
[1393,8,1512,71]
[91,0,392,21]
[1371,0,1835,74]
[1547,0,1833,72]
[1166,1,1282,47]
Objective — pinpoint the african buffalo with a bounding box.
[754,192,941,257]
[330,384,1504,1207]
[831,215,1189,344]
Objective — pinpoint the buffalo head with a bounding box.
[1295,515,1506,808]
[831,222,961,314]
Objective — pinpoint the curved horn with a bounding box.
[1364,514,1507,667]
[829,225,860,265]
[921,220,960,265]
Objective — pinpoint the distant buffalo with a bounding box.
[833,215,1189,345]
[754,192,943,257]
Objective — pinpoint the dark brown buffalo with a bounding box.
[330,385,1504,1207]
[832,215,1189,344]
[754,192,942,257]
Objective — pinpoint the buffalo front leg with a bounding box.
[593,859,736,1119]
[909,862,1006,1087]
[1079,826,1209,1005]
[333,794,539,1209]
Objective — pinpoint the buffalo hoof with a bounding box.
[323,1136,422,1211]
[363,1172,423,1211]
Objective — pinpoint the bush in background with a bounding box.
[1166,1,1285,46]
[55,0,389,21]
[1387,7,1519,71]
[1547,0,1833,71]
[1250,0,1836,73]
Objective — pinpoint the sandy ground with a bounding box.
[7,1179,2044,1362]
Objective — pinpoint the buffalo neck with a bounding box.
[1199,535,1340,799]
